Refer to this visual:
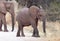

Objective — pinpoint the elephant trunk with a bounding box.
[42,17,46,34]
[11,15,14,31]
[11,13,15,31]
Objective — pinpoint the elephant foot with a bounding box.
[0,29,3,31]
[16,34,20,37]
[21,35,25,37]
[32,34,40,37]
[4,30,8,32]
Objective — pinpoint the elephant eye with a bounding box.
[39,15,42,16]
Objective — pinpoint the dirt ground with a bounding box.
[1,24,60,41]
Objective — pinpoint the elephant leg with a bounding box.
[31,19,40,37]
[16,21,21,37]
[32,29,35,36]
[21,26,25,37]
[32,19,37,36]
[0,20,2,31]
[2,15,8,32]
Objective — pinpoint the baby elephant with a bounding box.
[16,6,46,37]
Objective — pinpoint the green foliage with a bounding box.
[47,1,60,22]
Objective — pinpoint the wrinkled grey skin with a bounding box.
[0,1,15,32]
[16,6,46,37]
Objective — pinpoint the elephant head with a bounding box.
[38,7,46,34]
[29,5,46,34]
[3,1,15,31]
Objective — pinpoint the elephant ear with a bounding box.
[29,6,39,19]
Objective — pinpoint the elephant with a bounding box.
[16,5,46,37]
[0,1,15,31]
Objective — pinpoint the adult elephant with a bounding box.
[16,5,46,37]
[0,1,15,31]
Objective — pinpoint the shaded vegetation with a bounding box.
[47,1,60,22]
[15,0,60,22]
